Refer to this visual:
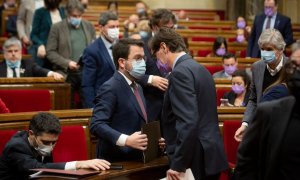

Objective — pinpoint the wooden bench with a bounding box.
[0,107,244,158]
[0,77,71,110]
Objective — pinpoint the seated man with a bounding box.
[0,112,111,179]
[213,52,238,79]
[0,37,62,79]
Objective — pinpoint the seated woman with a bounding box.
[235,16,251,43]
[206,36,228,57]
[222,70,251,107]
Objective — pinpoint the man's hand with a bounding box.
[158,137,166,150]
[234,124,247,142]
[68,61,80,70]
[37,45,46,58]
[166,169,185,180]
[76,159,111,171]
[48,71,64,80]
[21,36,31,46]
[125,131,147,150]
[151,76,168,91]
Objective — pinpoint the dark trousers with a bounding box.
[191,141,221,180]
[66,70,83,108]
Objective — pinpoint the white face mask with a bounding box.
[107,28,119,40]
[34,137,54,156]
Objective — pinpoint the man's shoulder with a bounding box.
[4,131,29,151]
[277,13,291,21]
[252,60,264,68]
[213,70,225,78]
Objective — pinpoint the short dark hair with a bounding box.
[66,0,85,15]
[44,0,61,10]
[98,11,118,26]
[150,27,187,55]
[213,36,228,55]
[222,52,236,62]
[232,70,251,90]
[149,9,177,29]
[29,112,61,136]
[113,38,144,69]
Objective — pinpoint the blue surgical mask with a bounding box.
[139,31,148,38]
[6,60,21,69]
[128,59,146,79]
[261,50,276,63]
[70,17,81,27]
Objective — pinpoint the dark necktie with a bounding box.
[266,17,271,29]
[11,67,17,77]
[131,82,148,122]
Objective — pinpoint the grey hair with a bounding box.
[98,11,118,26]
[3,37,22,50]
[258,29,286,50]
[65,0,84,15]
[291,40,300,53]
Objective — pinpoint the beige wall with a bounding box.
[144,0,226,10]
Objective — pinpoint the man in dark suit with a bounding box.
[138,8,176,122]
[0,112,110,180]
[235,60,300,180]
[235,29,289,141]
[247,0,293,58]
[81,11,119,108]
[90,38,153,162]
[0,37,63,79]
[151,27,227,180]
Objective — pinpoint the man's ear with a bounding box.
[118,58,126,69]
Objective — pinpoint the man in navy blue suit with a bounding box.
[90,38,151,162]
[81,11,119,108]
[247,0,293,58]
[151,28,227,180]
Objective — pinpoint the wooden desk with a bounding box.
[88,157,168,180]
[0,77,71,110]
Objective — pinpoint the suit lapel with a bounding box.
[82,21,92,44]
[116,72,146,122]
[274,13,281,29]
[20,60,27,77]
[61,20,72,55]
[98,38,115,71]
[256,61,266,102]
[0,61,7,77]
[258,14,266,36]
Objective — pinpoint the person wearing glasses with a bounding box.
[0,112,111,180]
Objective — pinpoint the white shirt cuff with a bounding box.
[65,161,77,170]
[116,134,128,146]
[147,75,153,84]
[47,71,53,77]
[242,122,249,127]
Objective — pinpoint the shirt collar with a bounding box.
[172,52,186,70]
[118,71,133,86]
[266,55,283,76]
[101,36,113,50]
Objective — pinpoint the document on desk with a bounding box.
[29,168,100,179]
[141,121,161,163]
[160,168,195,180]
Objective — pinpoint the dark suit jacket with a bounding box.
[247,13,293,58]
[243,57,288,123]
[162,54,228,177]
[0,131,65,180]
[261,83,289,102]
[81,37,115,108]
[223,90,250,107]
[30,7,65,47]
[90,72,147,162]
[0,60,49,77]
[235,96,296,180]
[138,33,165,122]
